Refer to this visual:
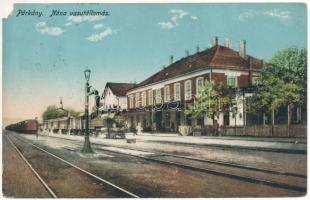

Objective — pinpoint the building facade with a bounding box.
[102,82,136,112]
[126,37,263,132]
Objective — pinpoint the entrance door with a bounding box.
[176,111,181,126]
[155,111,163,131]
[224,112,230,126]
[130,116,134,129]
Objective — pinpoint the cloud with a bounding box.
[36,22,65,36]
[170,9,189,19]
[93,23,105,29]
[64,22,73,26]
[67,15,105,23]
[191,16,198,20]
[262,9,290,20]
[239,9,291,21]
[158,21,175,29]
[159,9,193,30]
[86,26,114,42]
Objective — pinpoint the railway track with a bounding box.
[5,134,140,198]
[39,134,306,194]
[96,146,306,193]
[41,134,306,176]
[5,134,57,198]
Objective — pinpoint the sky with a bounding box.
[2,3,307,125]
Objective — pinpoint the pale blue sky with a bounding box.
[3,3,307,123]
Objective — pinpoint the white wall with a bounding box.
[102,87,128,111]
[203,95,245,127]
[229,95,245,126]
[204,113,224,126]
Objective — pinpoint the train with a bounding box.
[40,111,128,138]
[5,110,128,138]
[5,119,39,134]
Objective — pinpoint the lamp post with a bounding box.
[82,69,94,153]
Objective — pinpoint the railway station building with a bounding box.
[101,82,136,112]
[126,36,263,133]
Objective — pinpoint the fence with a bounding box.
[218,125,307,138]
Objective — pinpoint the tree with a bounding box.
[67,108,80,117]
[185,81,237,135]
[269,47,307,124]
[247,47,306,136]
[248,63,303,135]
[42,105,80,120]
[42,105,65,120]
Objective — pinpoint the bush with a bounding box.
[178,125,192,136]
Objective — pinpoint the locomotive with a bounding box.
[5,119,39,134]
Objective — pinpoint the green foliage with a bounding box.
[67,109,80,117]
[185,81,237,120]
[42,105,65,120]
[247,47,306,114]
[42,105,80,120]
[269,47,307,102]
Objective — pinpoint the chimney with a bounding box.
[212,36,218,46]
[239,40,246,58]
[196,45,200,53]
[224,38,231,48]
[170,55,174,64]
[186,50,189,57]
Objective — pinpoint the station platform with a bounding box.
[40,131,307,154]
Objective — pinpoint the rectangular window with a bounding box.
[164,86,170,102]
[185,80,192,100]
[148,90,153,105]
[129,95,133,108]
[227,77,237,87]
[135,93,140,108]
[141,91,146,107]
[196,77,204,97]
[174,83,181,101]
[155,89,162,104]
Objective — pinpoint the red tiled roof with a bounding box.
[105,82,137,96]
[131,45,263,90]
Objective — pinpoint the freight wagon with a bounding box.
[40,111,126,137]
[5,119,39,134]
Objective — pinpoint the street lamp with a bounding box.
[84,69,91,82]
[82,68,94,153]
